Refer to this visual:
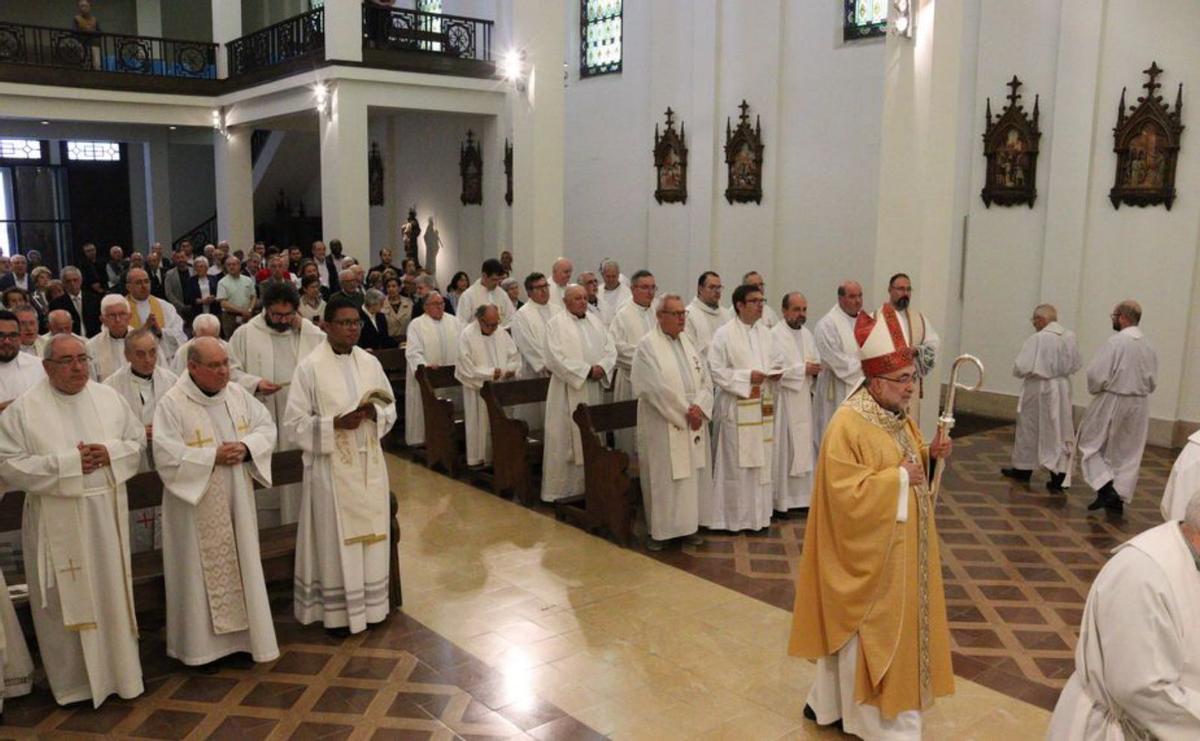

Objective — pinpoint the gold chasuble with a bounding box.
[126,295,166,330]
[789,387,953,718]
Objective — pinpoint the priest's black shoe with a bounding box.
[1046,472,1066,492]
[1000,467,1032,481]
[1088,482,1122,512]
[803,704,843,731]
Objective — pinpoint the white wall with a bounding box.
[168,141,217,241]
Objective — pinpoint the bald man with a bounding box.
[812,281,864,449]
[547,257,574,312]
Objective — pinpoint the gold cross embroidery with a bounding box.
[186,429,214,448]
[236,417,250,435]
[59,557,83,582]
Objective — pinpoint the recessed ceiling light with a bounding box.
[39,121,49,125]
[169,126,177,130]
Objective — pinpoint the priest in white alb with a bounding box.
[608,270,658,454]
[0,310,44,412]
[455,304,520,466]
[1075,300,1157,514]
[0,542,32,715]
[631,295,712,549]
[154,337,279,667]
[1162,432,1200,522]
[104,328,178,473]
[685,271,732,362]
[1047,496,1200,739]
[33,309,88,358]
[540,285,616,502]
[742,271,780,328]
[706,284,782,532]
[510,272,555,428]
[456,258,517,328]
[546,257,574,313]
[813,280,864,448]
[87,294,137,381]
[1001,304,1081,492]
[284,296,397,633]
[886,273,940,423]
[770,292,821,513]
[0,335,145,707]
[125,268,187,362]
[597,260,631,326]
[172,314,258,394]
[403,291,460,446]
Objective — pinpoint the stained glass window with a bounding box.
[844,0,887,41]
[66,141,121,162]
[0,139,44,161]
[580,0,622,78]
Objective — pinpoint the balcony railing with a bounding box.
[226,7,324,78]
[0,21,217,78]
[363,6,492,61]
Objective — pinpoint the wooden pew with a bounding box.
[556,400,640,545]
[481,377,549,506]
[371,346,407,450]
[0,449,403,628]
[415,364,465,475]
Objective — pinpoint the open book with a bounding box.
[341,387,396,417]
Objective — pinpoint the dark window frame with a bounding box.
[579,0,623,79]
[843,0,887,42]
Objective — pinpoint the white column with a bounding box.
[324,0,364,64]
[128,144,150,252]
[511,0,566,276]
[136,0,164,38]
[214,129,254,249]
[145,132,174,246]
[873,0,972,436]
[319,83,371,265]
[211,0,241,79]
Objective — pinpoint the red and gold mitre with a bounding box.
[854,303,914,377]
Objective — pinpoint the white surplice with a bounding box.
[1162,431,1200,522]
[684,298,732,361]
[0,379,144,707]
[129,297,187,360]
[403,313,461,446]
[455,321,521,466]
[284,343,397,632]
[631,327,713,540]
[608,300,656,455]
[510,300,555,430]
[547,281,570,314]
[154,373,278,665]
[0,351,45,405]
[760,303,780,329]
[0,560,32,713]
[1047,521,1200,740]
[540,309,616,502]
[456,279,517,328]
[1011,322,1081,474]
[770,322,820,511]
[706,318,780,531]
[1075,326,1158,501]
[812,305,863,451]
[172,338,259,395]
[598,283,632,326]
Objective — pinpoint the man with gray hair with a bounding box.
[104,328,178,474]
[1002,304,1081,492]
[50,265,102,336]
[597,259,631,326]
[455,304,520,466]
[1047,492,1200,738]
[1074,300,1157,514]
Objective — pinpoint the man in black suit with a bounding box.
[78,242,105,295]
[311,240,341,294]
[411,274,454,319]
[0,254,31,293]
[50,266,102,336]
[146,250,170,299]
[182,256,221,323]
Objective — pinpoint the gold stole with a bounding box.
[127,295,165,331]
[727,322,773,484]
[313,344,392,546]
[176,390,251,635]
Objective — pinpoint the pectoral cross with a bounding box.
[236,417,250,435]
[59,557,83,582]
[186,429,214,448]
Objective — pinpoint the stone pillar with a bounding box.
[511,0,566,274]
[214,129,254,249]
[319,83,371,265]
[324,0,364,64]
[211,0,241,79]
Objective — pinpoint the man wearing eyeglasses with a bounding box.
[87,294,137,381]
[510,272,555,431]
[608,270,658,454]
[742,271,779,328]
[791,303,954,739]
[685,271,732,361]
[0,309,45,412]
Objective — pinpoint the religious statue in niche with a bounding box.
[981,76,1040,208]
[460,130,483,206]
[368,142,384,206]
[401,207,421,265]
[504,138,513,207]
[653,107,688,204]
[724,100,763,204]
[1110,62,1184,210]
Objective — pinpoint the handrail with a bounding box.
[0,20,218,79]
[363,5,493,61]
[226,7,325,78]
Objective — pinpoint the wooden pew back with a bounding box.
[415,364,464,474]
[371,347,407,450]
[561,400,640,544]
[481,377,549,505]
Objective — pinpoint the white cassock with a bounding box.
[403,313,461,446]
[895,306,940,422]
[1161,431,1200,522]
[770,321,819,511]
[456,279,517,328]
[608,301,656,455]
[707,319,780,531]
[228,314,326,451]
[540,310,616,502]
[154,374,279,666]
[88,329,169,382]
[812,305,863,450]
[285,341,397,632]
[172,338,259,394]
[547,282,571,314]
[1047,521,1200,740]
[0,542,32,713]
[455,322,521,466]
[760,304,780,329]
[684,299,732,361]
[0,379,144,707]
[1010,322,1081,474]
[598,283,632,326]
[510,300,555,429]
[631,327,712,540]
[1075,326,1158,502]
[0,351,45,404]
[128,296,187,360]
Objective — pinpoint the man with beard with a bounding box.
[812,280,864,448]
[885,273,940,423]
[0,310,44,411]
[685,271,732,362]
[770,292,821,513]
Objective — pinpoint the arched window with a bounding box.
[844,0,886,41]
[580,0,622,78]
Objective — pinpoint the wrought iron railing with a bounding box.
[226,7,324,78]
[363,6,492,61]
[173,213,216,252]
[0,22,217,79]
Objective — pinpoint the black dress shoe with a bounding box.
[1088,482,1120,511]
[803,704,843,731]
[1000,467,1032,481]
[1046,472,1066,492]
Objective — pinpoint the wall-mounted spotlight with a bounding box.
[502,49,527,93]
[890,0,914,38]
[314,82,333,118]
[211,108,228,139]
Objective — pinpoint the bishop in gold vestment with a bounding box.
[789,304,954,739]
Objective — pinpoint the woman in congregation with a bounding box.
[358,288,398,350]
[380,276,413,341]
[446,271,470,313]
[298,275,326,326]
